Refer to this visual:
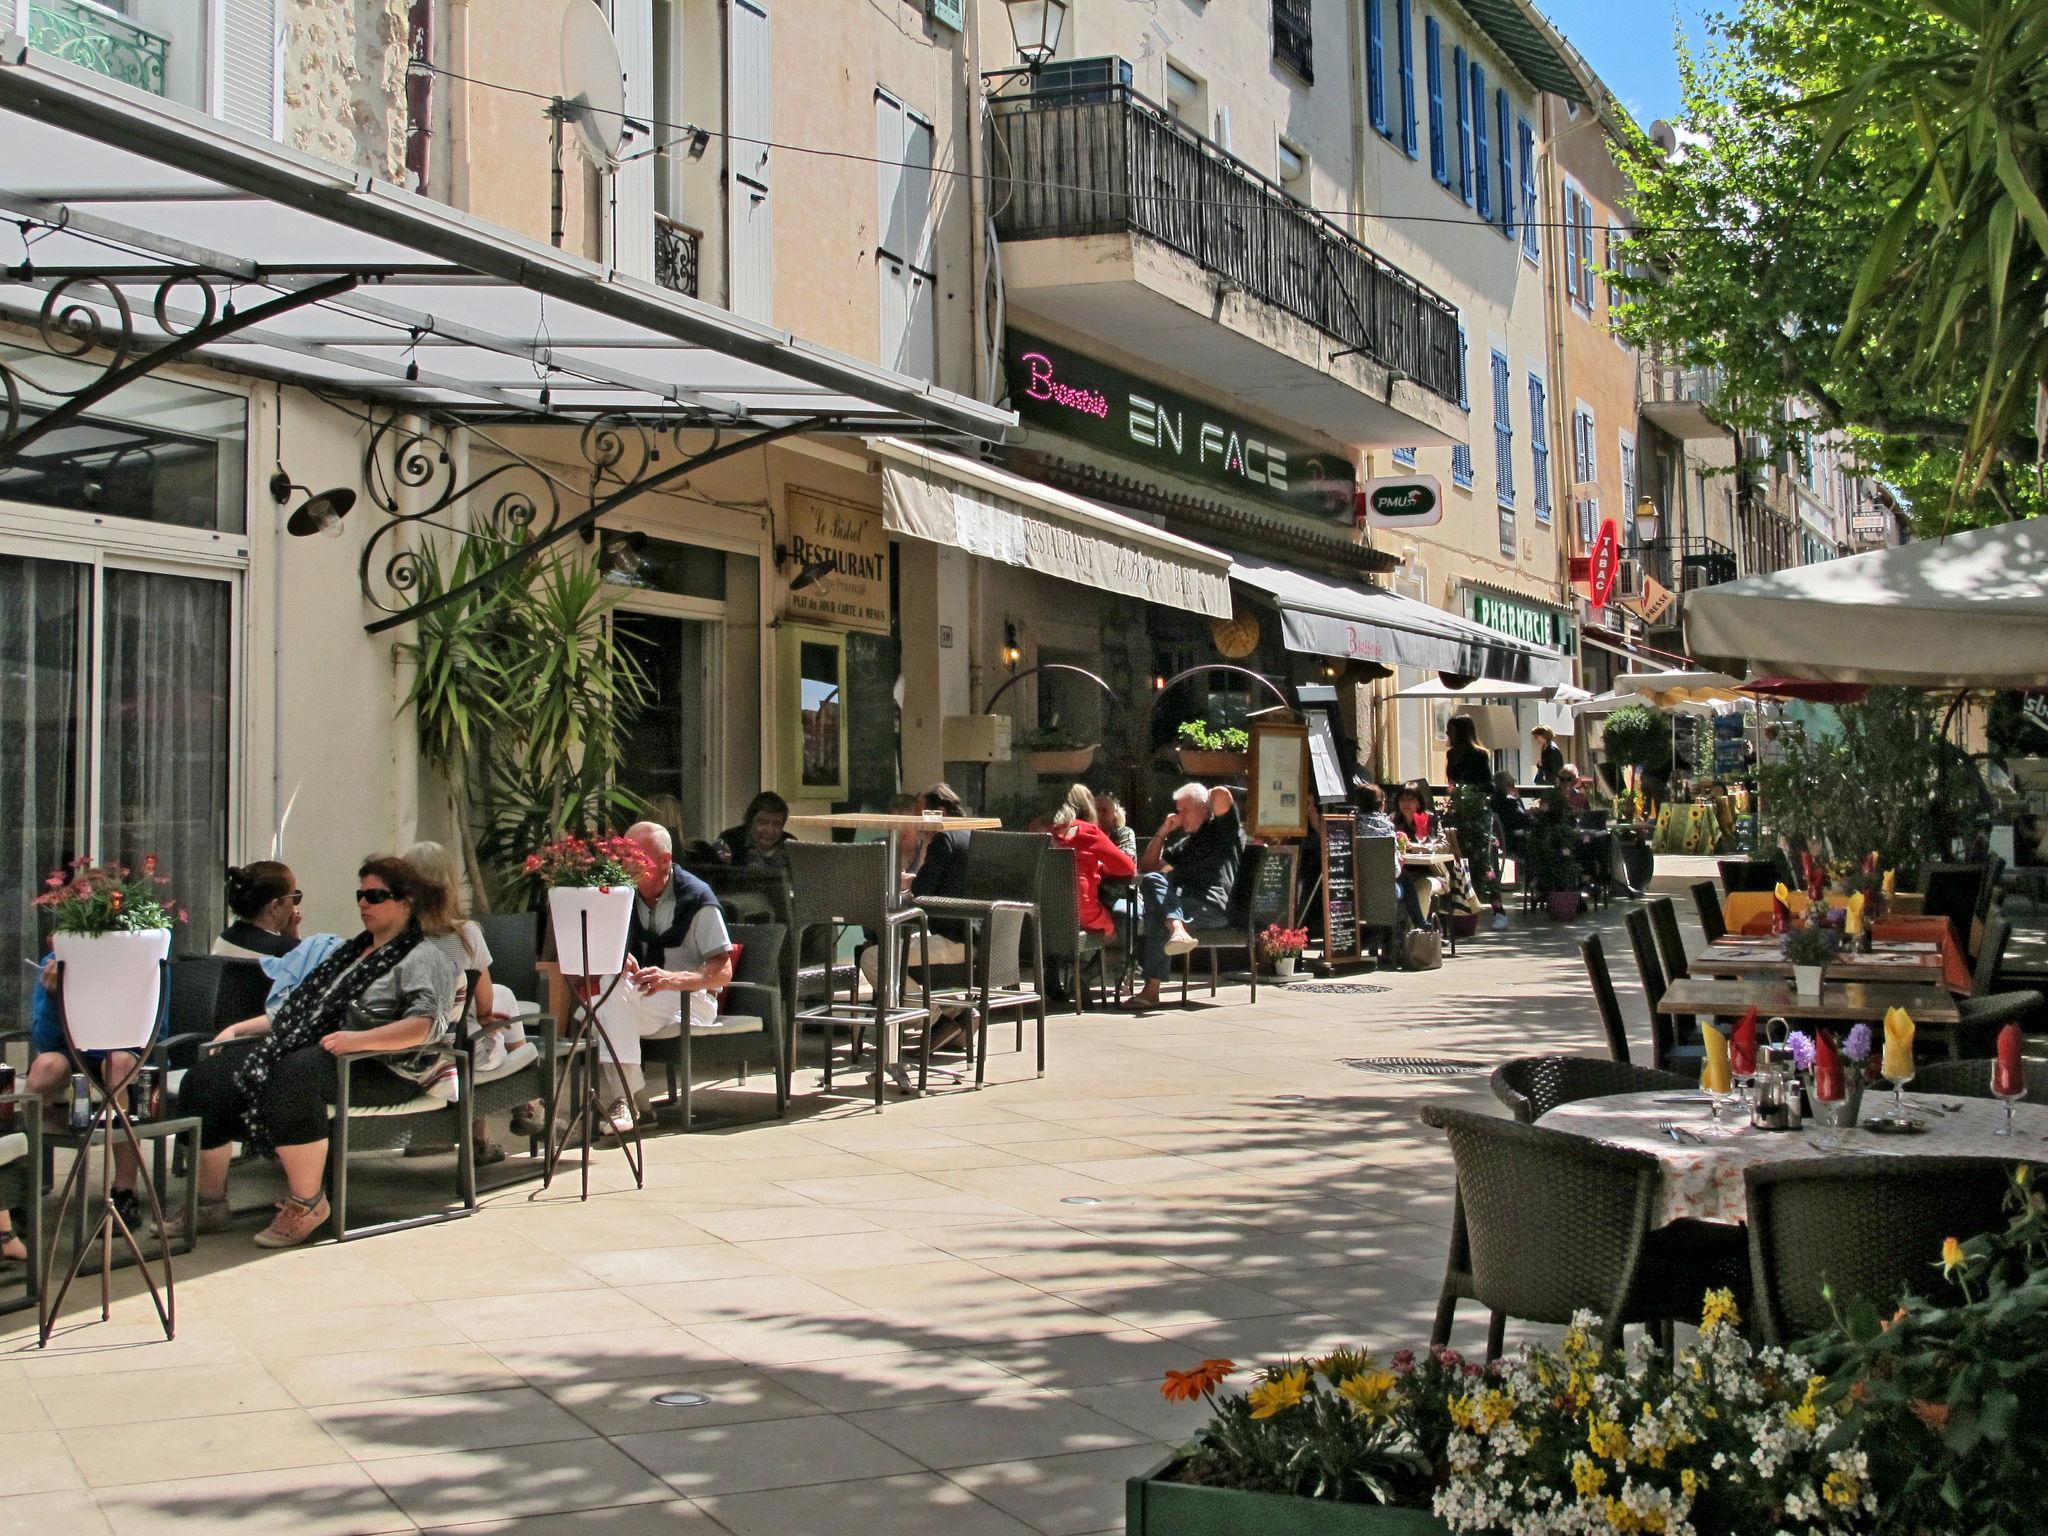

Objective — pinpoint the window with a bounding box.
[1366,0,1387,135]
[1396,0,1417,157]
[1273,0,1313,81]
[1577,196,1596,317]
[1165,61,1204,127]
[1277,137,1308,187]
[1470,61,1490,220]
[1425,18,1446,183]
[1577,497,1599,552]
[729,0,773,322]
[1527,373,1551,525]
[1618,431,1637,538]
[1491,347,1513,509]
[1393,446,1418,467]
[1452,324,1474,487]
[876,90,935,380]
[1453,46,1472,204]
[1518,117,1538,261]
[1495,89,1514,238]
[1572,404,1596,485]
[1562,182,1586,310]
[1606,221,1625,318]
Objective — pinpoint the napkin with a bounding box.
[1729,1007,1758,1077]
[1881,868,1896,898]
[1700,1021,1733,1095]
[1772,883,1793,933]
[1845,891,1865,937]
[1881,1007,1916,1082]
[1994,1022,2026,1099]
[1813,1029,1844,1102]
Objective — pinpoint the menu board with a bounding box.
[1320,813,1361,963]
[1306,710,1347,801]
[1246,843,1300,935]
[1248,721,1310,840]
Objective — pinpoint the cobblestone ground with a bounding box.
[3,864,1717,1536]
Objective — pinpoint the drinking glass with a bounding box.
[1993,1079,2023,1138]
[1885,1065,1914,1122]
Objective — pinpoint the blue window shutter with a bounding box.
[1518,118,1537,259]
[1528,374,1551,525]
[1367,0,1387,135]
[1426,19,1446,183]
[1457,323,1470,408]
[1579,199,1596,311]
[1454,46,1471,204]
[1397,0,1417,157]
[1562,186,1579,303]
[927,0,963,27]
[1495,89,1513,237]
[1470,63,1490,220]
[1491,349,1514,507]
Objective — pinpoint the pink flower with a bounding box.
[45,872,64,888]
[176,907,189,923]
[143,854,158,874]
[1391,1349,1416,1375]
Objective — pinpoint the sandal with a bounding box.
[1,1232,27,1266]
[473,1139,507,1167]
[507,1099,547,1137]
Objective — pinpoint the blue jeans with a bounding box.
[1137,871,1232,982]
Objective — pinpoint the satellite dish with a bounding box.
[559,0,626,166]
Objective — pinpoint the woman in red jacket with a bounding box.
[1051,785,1138,936]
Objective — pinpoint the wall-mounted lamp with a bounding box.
[272,470,356,539]
[999,0,1068,67]
[1002,621,1023,670]
[1633,496,1661,545]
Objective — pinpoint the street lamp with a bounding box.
[1000,0,1068,68]
[1632,496,1661,546]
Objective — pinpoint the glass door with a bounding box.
[614,609,719,846]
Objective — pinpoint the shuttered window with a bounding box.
[1452,323,1474,487]
[1495,88,1513,238]
[219,0,281,136]
[1470,62,1490,220]
[612,0,656,280]
[1425,18,1446,184]
[1562,182,1583,307]
[1453,46,1472,204]
[728,0,773,322]
[1366,0,1387,135]
[1528,374,1551,525]
[876,90,935,381]
[1491,348,1514,509]
[1578,198,1597,318]
[1396,0,1417,157]
[1518,116,1537,261]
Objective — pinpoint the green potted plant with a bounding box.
[1784,917,1837,999]
[1176,721,1251,778]
[1018,722,1098,777]
[526,835,656,977]
[1443,786,1494,935]
[1524,800,1584,921]
[1596,703,1671,796]
[34,856,185,1050]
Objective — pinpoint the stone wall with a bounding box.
[281,0,410,183]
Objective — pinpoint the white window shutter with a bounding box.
[219,0,282,138]
[612,0,655,280]
[728,0,772,321]
[875,92,906,260]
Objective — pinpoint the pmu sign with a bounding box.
[1588,517,1622,607]
[1359,474,1444,529]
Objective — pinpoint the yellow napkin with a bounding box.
[1846,891,1865,936]
[1881,868,1896,897]
[1774,881,1793,908]
[1882,1007,1915,1081]
[1700,1021,1733,1094]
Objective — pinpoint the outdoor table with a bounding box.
[1688,936,1959,990]
[1658,975,1961,1027]
[1400,850,1456,871]
[1724,889,1927,933]
[1541,1090,2048,1226]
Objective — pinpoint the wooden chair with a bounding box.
[1624,906,1696,1075]
[1647,897,1690,981]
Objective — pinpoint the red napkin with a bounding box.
[1771,895,1791,935]
[1802,852,1827,900]
[1729,1007,1759,1076]
[1994,1023,2026,1099]
[1813,1030,1844,1101]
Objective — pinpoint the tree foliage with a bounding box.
[1614,0,2048,531]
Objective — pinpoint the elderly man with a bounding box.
[1126,783,1242,1010]
[591,820,734,1137]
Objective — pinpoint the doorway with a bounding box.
[614,607,722,846]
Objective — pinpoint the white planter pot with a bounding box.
[550,885,635,977]
[1272,957,1298,980]
[51,928,171,1053]
[1792,964,1825,1000]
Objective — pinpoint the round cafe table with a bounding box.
[1539,1090,2048,1227]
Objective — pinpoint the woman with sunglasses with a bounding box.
[165,856,459,1248]
[212,861,303,960]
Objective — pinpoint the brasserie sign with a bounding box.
[1004,331,1356,521]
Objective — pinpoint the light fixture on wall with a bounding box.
[999,0,1068,68]
[272,470,356,538]
[1633,496,1661,545]
[774,543,835,591]
[1002,622,1022,670]
[597,529,650,582]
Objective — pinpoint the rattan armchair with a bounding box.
[1744,1155,2011,1345]
[914,830,1051,1077]
[1907,1055,2048,1106]
[1947,916,2046,1054]
[643,921,790,1129]
[1489,1055,1690,1123]
[1,1091,41,1317]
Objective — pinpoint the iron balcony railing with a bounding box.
[1634,534,1739,598]
[27,0,168,95]
[1640,357,1725,410]
[655,215,701,299]
[987,79,1462,404]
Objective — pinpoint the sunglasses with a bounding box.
[355,888,399,905]
[287,890,303,905]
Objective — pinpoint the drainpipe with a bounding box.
[445,0,471,212]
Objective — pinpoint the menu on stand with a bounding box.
[1320,813,1361,964]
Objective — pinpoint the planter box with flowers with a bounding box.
[1175,722,1250,780]
[35,856,185,1049]
[528,835,656,977]
[1257,924,1308,980]
[1017,727,1098,778]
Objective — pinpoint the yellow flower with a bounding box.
[1680,1469,1703,1498]
[1314,1348,1371,1381]
[1246,1368,1309,1420]
[1571,1453,1608,1497]
[1823,1469,1860,1508]
[1700,1288,1741,1334]
[1479,1388,1515,1430]
[1588,1418,1629,1462]
[1605,1495,1641,1532]
[1786,1399,1818,1433]
[1940,1236,1967,1277]
[1336,1370,1400,1420]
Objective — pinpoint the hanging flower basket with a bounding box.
[1027,745,1098,776]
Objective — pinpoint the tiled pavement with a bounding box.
[2,868,1713,1536]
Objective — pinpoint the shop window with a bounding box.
[779,625,847,799]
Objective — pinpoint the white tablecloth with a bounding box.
[1540,1091,2048,1225]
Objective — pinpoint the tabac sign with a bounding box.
[1004,331,1356,521]
[783,488,890,635]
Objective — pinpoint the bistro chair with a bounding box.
[1034,844,1118,1014]
[644,922,790,1130]
[1647,897,1690,984]
[1744,1156,2009,1345]
[1579,934,1634,1063]
[1947,916,2046,1053]
[1690,881,1727,943]
[1421,1105,1748,1358]
[682,863,803,1069]
[1355,835,1403,964]
[1719,858,1780,894]
[1,1087,42,1318]
[1181,843,1298,1006]
[475,911,542,1008]
[1911,1055,2048,1106]
[1921,863,1993,960]
[914,829,1051,1077]
[1623,906,1696,1076]
[1489,1054,1690,1124]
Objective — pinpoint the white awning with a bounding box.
[1230,558,1569,685]
[0,49,1013,438]
[870,438,1235,618]
[1393,677,1554,700]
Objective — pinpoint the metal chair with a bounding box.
[474,911,541,1006]
[1356,835,1402,962]
[1,1088,41,1318]
[1690,880,1727,943]
[1744,1155,2010,1345]
[1422,1104,1748,1357]
[1910,1055,2048,1106]
[1624,906,1695,1075]
[1489,1055,1690,1123]
[787,841,932,1111]
[643,922,790,1129]
[914,829,1051,1077]
[1580,934,1634,1064]
[682,864,802,1073]
[1181,843,1297,1006]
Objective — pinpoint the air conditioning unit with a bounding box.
[1033,56,1133,103]
[1612,557,1645,602]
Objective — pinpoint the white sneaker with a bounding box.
[600,1098,637,1139]
[1489,912,1510,932]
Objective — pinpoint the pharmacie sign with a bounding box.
[1467,589,1574,654]
[1004,331,1355,521]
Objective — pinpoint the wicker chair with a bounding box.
[681,864,802,1072]
[1908,1055,2048,1106]
[1035,845,1117,1014]
[915,829,1051,1073]
[474,912,541,1006]
[1,1089,41,1317]
[1921,863,1993,960]
[1422,1105,1749,1356]
[1745,1155,2011,1345]
[1579,935,1633,1063]
[1180,843,1298,1006]
[1356,835,1403,963]
[642,921,790,1130]
[1489,1055,1690,1123]
[1690,881,1727,944]
[1948,917,2046,1049]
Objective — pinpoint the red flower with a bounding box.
[1160,1358,1235,1403]
[143,854,158,875]
[44,872,64,889]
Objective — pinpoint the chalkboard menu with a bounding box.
[1245,843,1300,935]
[1320,813,1361,963]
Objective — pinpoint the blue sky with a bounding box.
[1537,1,1717,126]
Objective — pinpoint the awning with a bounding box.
[1393,677,1553,700]
[871,438,1234,619]
[1230,558,1569,686]
[1615,670,1746,706]
[0,48,1013,438]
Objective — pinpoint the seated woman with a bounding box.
[714,791,795,875]
[1393,784,1436,843]
[1558,764,1592,814]
[1355,784,1429,931]
[1051,784,1137,941]
[213,862,303,960]
[167,856,459,1248]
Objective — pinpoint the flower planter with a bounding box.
[1128,1456,1446,1536]
[1792,963,1825,1000]
[1271,956,1299,980]
[549,885,635,977]
[1175,748,1249,779]
[1027,745,1098,776]
[50,929,171,1052]
[1545,890,1583,922]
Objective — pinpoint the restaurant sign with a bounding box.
[1004,331,1356,521]
[783,488,890,635]
[1467,588,1574,655]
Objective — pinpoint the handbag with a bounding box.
[1402,926,1444,971]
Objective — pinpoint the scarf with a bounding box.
[231,926,422,1157]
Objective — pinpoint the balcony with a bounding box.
[986,76,1466,450]
[27,0,168,96]
[1634,534,1739,624]
[655,215,700,299]
[1638,358,1727,441]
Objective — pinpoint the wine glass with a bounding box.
[1992,1074,2024,1138]
[1884,1061,1914,1123]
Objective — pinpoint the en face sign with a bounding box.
[1362,474,1443,529]
[783,488,890,635]
[1005,332,1356,521]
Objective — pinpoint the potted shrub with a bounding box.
[1257,923,1308,980]
[527,834,655,977]
[1018,724,1098,777]
[1524,803,1584,921]
[1176,721,1250,778]
[1784,917,1836,998]
[34,856,184,1050]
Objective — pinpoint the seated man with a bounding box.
[592,821,734,1138]
[1127,783,1242,1010]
